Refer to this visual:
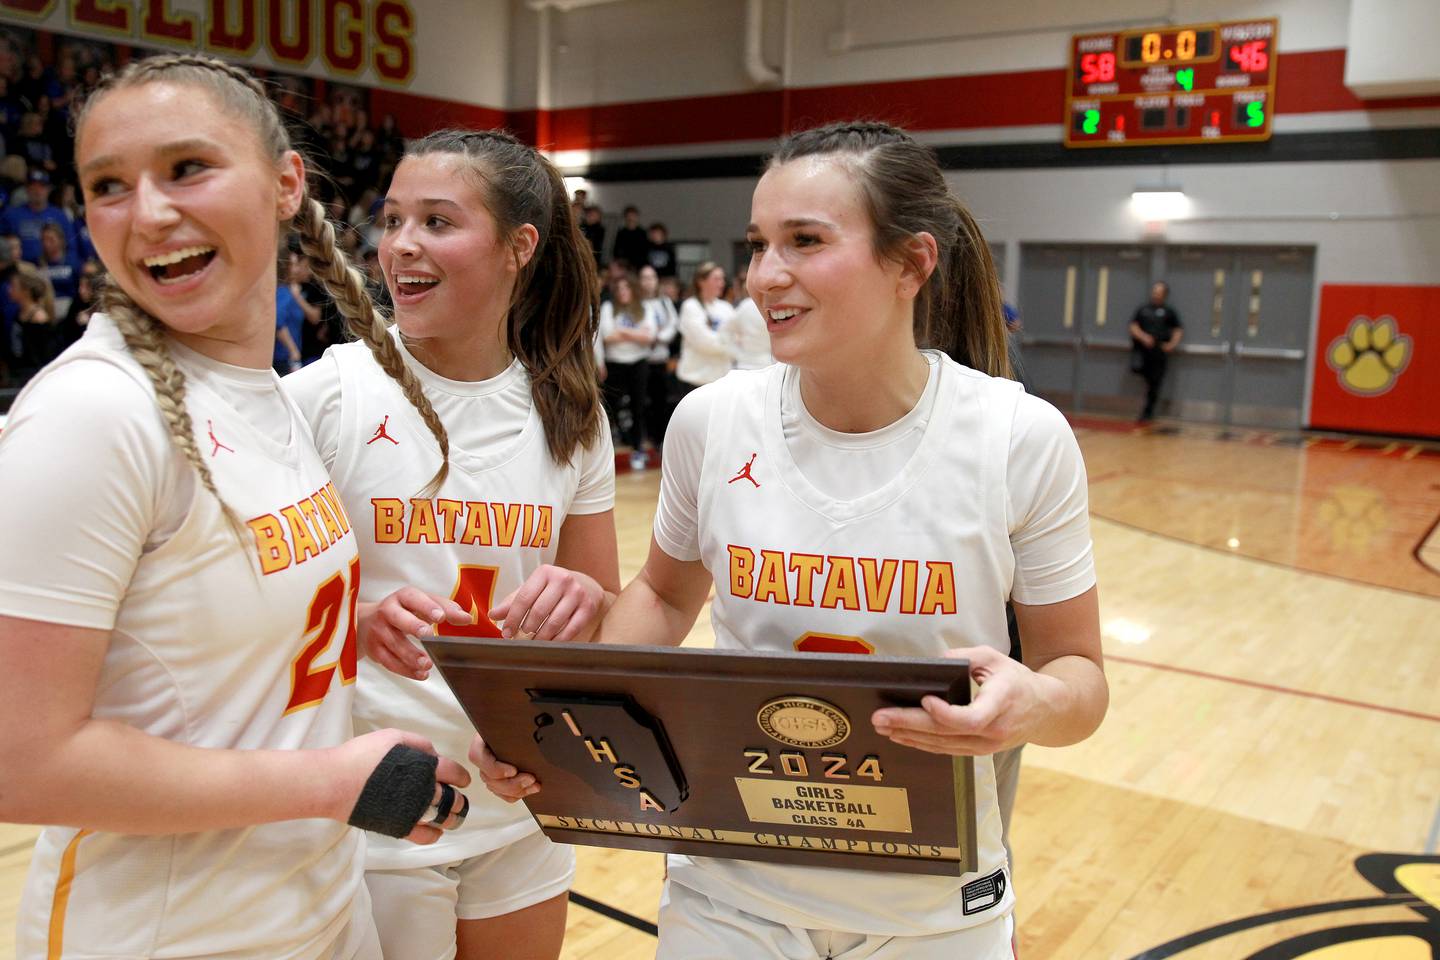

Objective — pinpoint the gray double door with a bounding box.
[1016,243,1314,427]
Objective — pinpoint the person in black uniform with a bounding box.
[1129,280,1183,422]
[580,204,606,266]
[611,205,649,270]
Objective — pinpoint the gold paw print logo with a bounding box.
[1327,315,1412,396]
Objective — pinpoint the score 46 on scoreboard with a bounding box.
[1066,19,1278,148]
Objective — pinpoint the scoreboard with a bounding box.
[1065,19,1278,148]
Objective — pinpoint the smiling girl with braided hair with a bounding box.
[0,54,471,960]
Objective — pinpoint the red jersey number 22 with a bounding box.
[286,557,360,714]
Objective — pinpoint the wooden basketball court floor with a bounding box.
[3,416,1438,958]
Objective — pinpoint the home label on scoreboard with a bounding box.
[1065,19,1278,148]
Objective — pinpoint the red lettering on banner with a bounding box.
[206,0,259,55]
[372,0,414,83]
[0,0,58,18]
[142,0,198,46]
[266,0,313,66]
[71,0,132,34]
[322,0,365,75]
[37,0,418,88]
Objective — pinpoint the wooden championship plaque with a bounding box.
[423,639,977,877]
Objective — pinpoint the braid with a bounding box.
[99,280,246,539]
[77,53,289,161]
[292,196,451,495]
[130,52,271,99]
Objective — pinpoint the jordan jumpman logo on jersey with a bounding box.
[367,415,400,445]
[207,420,233,456]
[728,453,760,488]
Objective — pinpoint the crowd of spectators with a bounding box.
[591,206,770,466]
[572,188,678,280]
[0,30,768,466]
[0,32,401,387]
[0,36,108,388]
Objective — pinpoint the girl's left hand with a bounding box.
[871,646,1053,756]
[359,588,473,680]
[488,565,606,643]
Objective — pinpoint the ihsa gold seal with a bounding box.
[757,696,850,749]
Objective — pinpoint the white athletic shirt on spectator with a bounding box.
[599,299,657,366]
[651,351,1095,936]
[0,314,365,960]
[644,296,679,364]
[676,296,736,386]
[726,297,774,370]
[284,333,614,870]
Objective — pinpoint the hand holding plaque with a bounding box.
[470,737,539,803]
[428,638,979,876]
[873,645,1042,756]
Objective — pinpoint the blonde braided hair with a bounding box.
[75,53,451,513]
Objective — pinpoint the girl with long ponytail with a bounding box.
[0,54,472,960]
[285,127,620,960]
[482,120,1106,957]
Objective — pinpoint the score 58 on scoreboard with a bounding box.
[1066,19,1278,148]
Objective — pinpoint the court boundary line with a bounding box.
[1107,654,1440,724]
[1126,894,1427,960]
[1089,513,1440,601]
[571,891,659,937]
[1410,502,1440,581]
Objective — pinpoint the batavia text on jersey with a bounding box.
[371,498,555,549]
[727,545,958,615]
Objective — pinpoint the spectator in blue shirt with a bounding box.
[2,170,76,264]
[274,272,305,375]
[38,223,82,317]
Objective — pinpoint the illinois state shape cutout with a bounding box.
[529,692,689,814]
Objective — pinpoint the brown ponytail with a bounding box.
[402,129,603,465]
[769,121,1011,379]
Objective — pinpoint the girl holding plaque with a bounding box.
[483,121,1106,958]
[0,55,470,960]
[285,129,620,960]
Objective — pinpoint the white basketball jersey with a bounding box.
[664,356,1024,937]
[291,339,614,869]
[10,315,364,960]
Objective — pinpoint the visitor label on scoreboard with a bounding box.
[1065,19,1278,147]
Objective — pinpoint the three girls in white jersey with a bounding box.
[285,129,619,960]
[1,62,1099,960]
[0,55,468,960]
[482,121,1107,958]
